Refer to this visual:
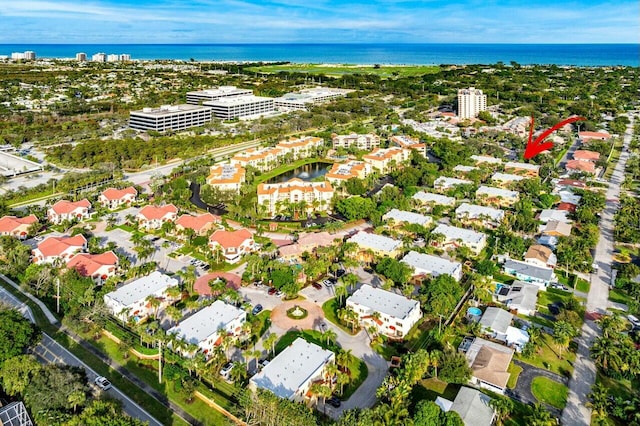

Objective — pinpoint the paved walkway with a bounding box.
[507,360,567,418]
[0,273,58,324]
[562,114,636,426]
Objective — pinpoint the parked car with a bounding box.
[220,362,234,379]
[312,282,322,290]
[326,396,341,408]
[275,290,284,298]
[336,269,346,277]
[259,359,270,369]
[268,287,277,296]
[94,376,112,391]
[252,304,263,315]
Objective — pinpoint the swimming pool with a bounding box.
[467,307,482,317]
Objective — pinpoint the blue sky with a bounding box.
[0,0,638,43]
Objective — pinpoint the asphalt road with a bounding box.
[561,114,636,426]
[0,285,163,426]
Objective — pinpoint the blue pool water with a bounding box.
[467,307,482,316]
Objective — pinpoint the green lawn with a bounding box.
[409,377,461,410]
[515,333,575,377]
[593,372,640,426]
[251,310,272,343]
[575,278,590,293]
[609,288,633,306]
[507,363,523,389]
[245,63,441,78]
[274,330,368,399]
[531,376,568,409]
[321,298,358,335]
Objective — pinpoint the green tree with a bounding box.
[23,364,89,420]
[375,257,412,286]
[62,399,147,426]
[0,309,40,363]
[0,354,41,396]
[437,349,472,384]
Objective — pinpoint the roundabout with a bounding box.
[271,300,325,330]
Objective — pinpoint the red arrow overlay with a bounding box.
[524,115,586,160]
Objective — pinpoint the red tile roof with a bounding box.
[579,131,611,140]
[209,228,253,249]
[556,202,577,212]
[193,272,241,296]
[51,199,91,215]
[37,235,87,257]
[0,215,38,234]
[176,213,220,232]
[573,150,600,162]
[101,187,137,201]
[566,160,596,173]
[67,251,118,277]
[556,179,587,189]
[138,204,178,220]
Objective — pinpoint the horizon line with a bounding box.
[1,42,638,46]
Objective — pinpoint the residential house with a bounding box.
[363,147,411,173]
[566,160,596,175]
[278,231,337,260]
[490,172,524,187]
[573,150,601,162]
[504,162,540,177]
[382,209,433,227]
[346,284,422,339]
[412,191,456,209]
[537,234,559,250]
[542,220,572,237]
[496,281,539,316]
[208,228,255,263]
[471,155,502,166]
[455,203,505,228]
[325,161,371,186]
[0,215,38,239]
[168,300,246,357]
[401,250,463,282]
[539,209,571,224]
[475,186,519,207]
[453,165,479,174]
[579,131,611,141]
[32,235,87,264]
[98,187,137,209]
[257,178,334,216]
[479,307,514,342]
[554,178,587,191]
[463,337,514,395]
[66,251,118,284]
[137,204,178,230]
[332,133,380,150]
[249,338,335,402]
[524,244,557,268]
[503,259,555,289]
[175,213,221,236]
[347,231,402,260]
[103,271,180,321]
[430,224,487,254]
[206,163,246,194]
[436,387,495,426]
[47,199,91,224]
[390,135,426,156]
[434,177,472,191]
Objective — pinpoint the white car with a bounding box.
[94,376,112,391]
[220,362,234,379]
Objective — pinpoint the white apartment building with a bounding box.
[274,87,352,111]
[457,87,487,119]
[230,147,283,172]
[276,136,324,160]
[129,104,212,132]
[168,300,247,357]
[186,86,253,104]
[346,284,422,339]
[455,203,505,228]
[347,231,402,259]
[92,52,106,62]
[107,54,120,62]
[401,250,463,282]
[434,176,473,191]
[203,95,275,119]
[471,155,502,165]
[363,147,411,173]
[412,191,456,207]
[431,224,487,254]
[491,172,525,186]
[390,135,426,157]
[332,133,380,150]
[383,209,433,227]
[75,52,87,61]
[103,271,180,321]
[206,163,246,194]
[249,338,335,402]
[475,186,520,207]
[11,51,36,60]
[257,178,334,215]
[325,161,371,185]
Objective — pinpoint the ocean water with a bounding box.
[0,44,638,66]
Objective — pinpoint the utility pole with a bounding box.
[56,277,60,313]
[158,340,162,384]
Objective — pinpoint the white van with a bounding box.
[627,315,640,327]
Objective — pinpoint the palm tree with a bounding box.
[165,305,182,326]
[230,362,248,383]
[336,370,350,395]
[587,383,610,424]
[176,265,197,294]
[553,321,576,359]
[145,295,161,318]
[323,329,337,347]
[336,349,352,371]
[263,333,278,357]
[490,397,514,426]
[67,389,86,413]
[429,350,441,379]
[527,403,557,426]
[590,336,624,372]
[309,382,332,409]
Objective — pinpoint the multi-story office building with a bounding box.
[92,52,106,62]
[257,178,334,215]
[75,52,87,61]
[273,87,352,111]
[204,95,275,119]
[186,86,253,105]
[457,87,487,119]
[332,133,380,150]
[129,104,212,132]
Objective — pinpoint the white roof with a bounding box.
[539,209,571,223]
[558,190,581,205]
[412,191,456,206]
[347,284,420,320]
[250,338,334,400]
[504,259,555,281]
[132,104,211,117]
[105,271,178,307]
[347,231,401,253]
[436,396,454,413]
[505,161,540,172]
[476,185,519,199]
[434,176,472,188]
[471,155,502,164]
[432,224,486,245]
[401,251,462,281]
[480,307,513,334]
[456,203,505,222]
[204,95,273,106]
[453,165,479,172]
[450,387,495,426]
[491,172,524,182]
[168,300,245,345]
[383,209,432,226]
[506,326,530,347]
[188,86,251,96]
